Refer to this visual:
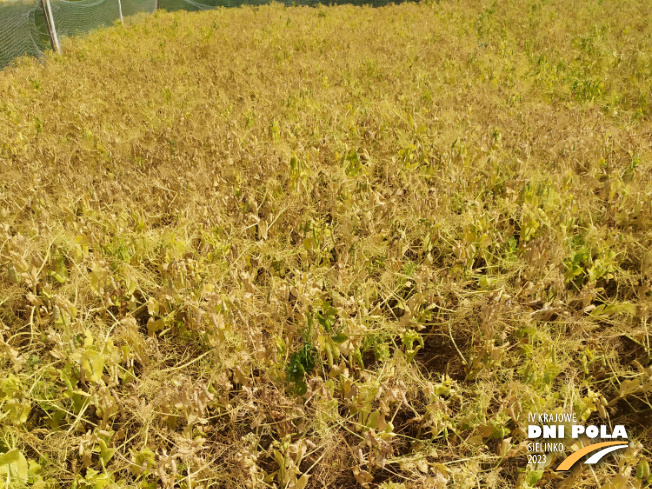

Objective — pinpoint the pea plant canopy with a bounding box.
[0,1,651,488]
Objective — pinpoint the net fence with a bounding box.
[121,0,156,17]
[50,0,124,38]
[0,0,50,69]
[1,0,408,70]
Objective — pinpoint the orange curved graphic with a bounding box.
[555,442,626,471]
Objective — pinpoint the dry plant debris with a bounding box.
[0,0,652,487]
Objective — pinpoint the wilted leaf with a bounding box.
[526,470,543,486]
[0,449,29,487]
[352,467,373,488]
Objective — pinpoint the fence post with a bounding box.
[117,0,124,26]
[41,0,60,54]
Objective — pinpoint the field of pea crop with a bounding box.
[0,1,651,487]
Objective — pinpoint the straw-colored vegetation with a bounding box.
[1,0,651,487]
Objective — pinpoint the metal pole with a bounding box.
[42,0,60,55]
[40,0,55,53]
[117,0,124,26]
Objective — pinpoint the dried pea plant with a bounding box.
[0,1,651,487]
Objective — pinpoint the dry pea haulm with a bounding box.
[0,0,651,488]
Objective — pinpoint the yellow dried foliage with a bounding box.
[0,1,651,487]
